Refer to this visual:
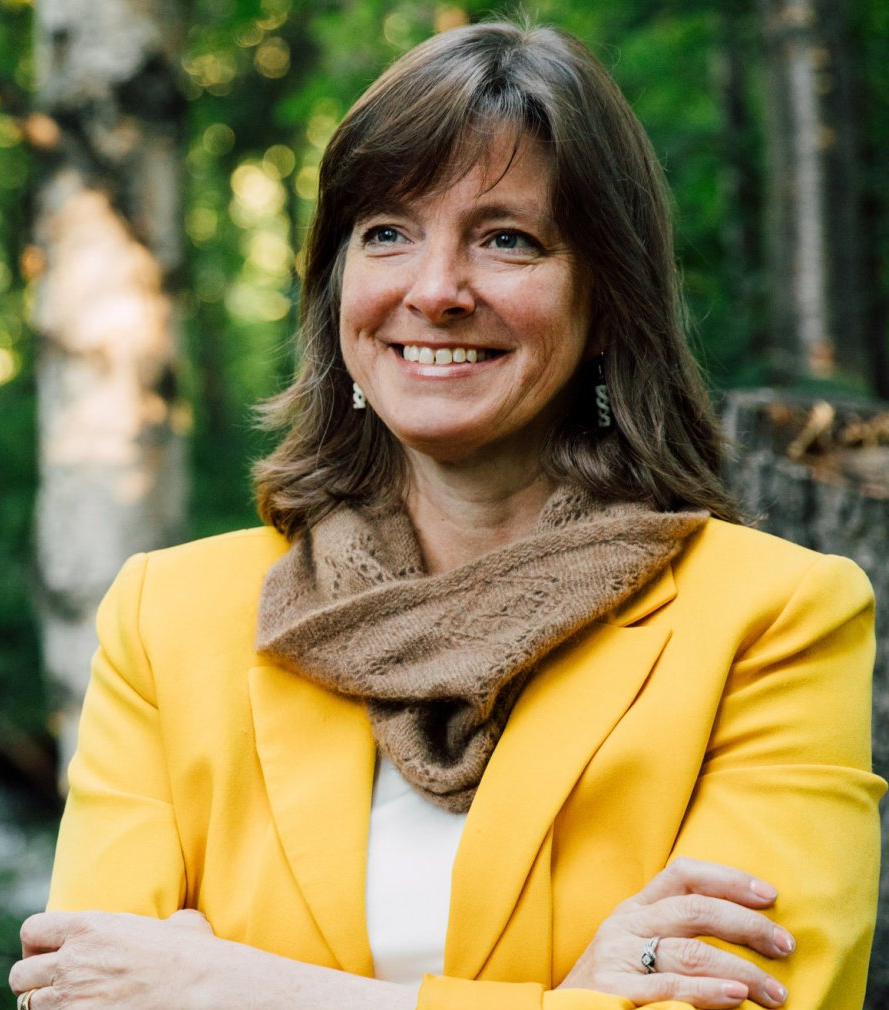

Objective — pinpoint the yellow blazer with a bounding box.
[48,518,885,1010]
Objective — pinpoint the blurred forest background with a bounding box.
[0,1,888,1008]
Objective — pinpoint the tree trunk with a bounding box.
[714,2,765,362]
[819,3,868,386]
[854,3,889,400]
[721,389,889,1010]
[32,0,187,783]
[759,0,869,388]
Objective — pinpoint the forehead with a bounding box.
[358,129,555,218]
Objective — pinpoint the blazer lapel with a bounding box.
[444,568,675,981]
[249,661,376,976]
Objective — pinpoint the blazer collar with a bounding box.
[248,663,377,976]
[248,564,675,980]
[609,560,675,626]
[444,618,671,980]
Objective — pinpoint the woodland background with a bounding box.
[0,1,888,1008]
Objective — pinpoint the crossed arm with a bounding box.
[11,857,794,1010]
[8,551,885,1010]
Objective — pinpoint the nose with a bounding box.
[402,243,475,324]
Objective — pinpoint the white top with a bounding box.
[366,755,468,983]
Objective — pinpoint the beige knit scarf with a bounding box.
[256,486,707,812]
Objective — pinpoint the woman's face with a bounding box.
[339,134,593,465]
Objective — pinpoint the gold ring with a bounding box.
[17,989,38,1010]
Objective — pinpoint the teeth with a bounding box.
[400,344,488,364]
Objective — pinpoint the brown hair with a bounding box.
[254,20,741,537]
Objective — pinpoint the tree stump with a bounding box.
[722,389,889,1009]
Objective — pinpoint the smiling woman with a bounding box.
[339,135,591,475]
[253,20,739,544]
[10,17,884,1010]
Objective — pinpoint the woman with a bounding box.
[10,20,884,1010]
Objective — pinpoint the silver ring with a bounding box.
[641,935,660,973]
[17,991,38,1010]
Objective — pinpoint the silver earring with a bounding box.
[352,381,366,410]
[593,355,614,431]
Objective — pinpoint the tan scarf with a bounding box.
[256,486,707,812]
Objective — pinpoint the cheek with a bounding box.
[513,282,590,366]
[340,261,402,338]
[338,263,363,338]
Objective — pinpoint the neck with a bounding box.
[403,449,557,574]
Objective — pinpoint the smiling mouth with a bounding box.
[397,344,505,365]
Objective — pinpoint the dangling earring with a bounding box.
[593,355,614,432]
[352,381,366,410]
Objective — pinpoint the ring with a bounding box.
[641,935,660,973]
[17,991,38,1010]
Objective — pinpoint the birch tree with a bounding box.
[32,0,187,780]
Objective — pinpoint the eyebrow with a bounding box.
[355,199,559,234]
[465,202,558,232]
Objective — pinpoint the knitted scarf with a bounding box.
[256,486,707,812]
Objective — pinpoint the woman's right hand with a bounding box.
[558,857,795,1009]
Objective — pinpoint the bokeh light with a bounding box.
[255,37,290,79]
[0,346,20,386]
[230,163,286,223]
[234,21,264,48]
[186,206,219,246]
[263,145,296,179]
[203,123,236,156]
[294,164,319,201]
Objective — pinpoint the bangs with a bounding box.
[355,114,543,220]
[318,31,553,231]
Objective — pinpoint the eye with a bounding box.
[486,230,539,251]
[362,225,405,246]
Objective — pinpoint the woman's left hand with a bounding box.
[9,910,219,1010]
[558,858,793,1009]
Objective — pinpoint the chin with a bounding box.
[397,433,480,461]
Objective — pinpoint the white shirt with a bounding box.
[365,755,468,983]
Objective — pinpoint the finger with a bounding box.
[650,894,795,959]
[584,970,751,1010]
[21,988,54,1010]
[20,913,86,957]
[8,953,60,994]
[634,857,778,908]
[657,937,789,1009]
[167,909,214,934]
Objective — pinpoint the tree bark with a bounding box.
[758,0,869,388]
[32,0,187,782]
[714,2,765,361]
[819,3,868,386]
[854,4,889,399]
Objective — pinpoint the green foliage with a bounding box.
[0,0,43,733]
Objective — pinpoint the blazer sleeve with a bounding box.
[47,552,187,916]
[416,553,886,1010]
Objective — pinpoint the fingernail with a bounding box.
[751,878,778,901]
[774,928,795,954]
[722,982,748,1000]
[766,978,788,1004]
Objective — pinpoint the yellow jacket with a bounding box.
[49,518,885,1010]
